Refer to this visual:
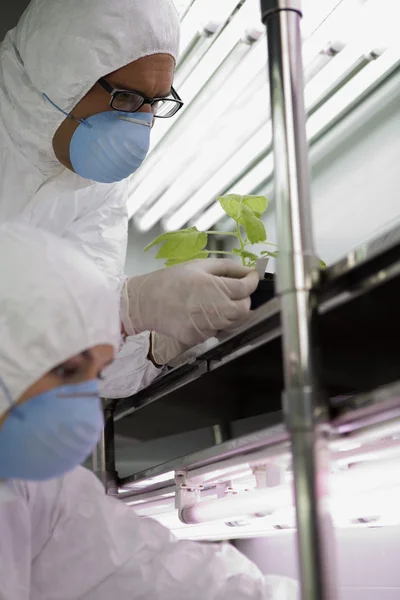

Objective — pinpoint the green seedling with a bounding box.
[144,193,326,269]
[144,194,278,267]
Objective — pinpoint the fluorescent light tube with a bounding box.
[129,40,267,222]
[193,44,399,230]
[127,457,400,540]
[133,2,370,227]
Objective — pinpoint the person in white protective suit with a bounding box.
[0,0,259,400]
[0,223,298,600]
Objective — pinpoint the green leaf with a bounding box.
[232,248,259,261]
[218,194,243,221]
[319,259,327,269]
[241,250,259,261]
[246,258,257,268]
[239,205,267,244]
[242,195,268,218]
[144,227,207,261]
[260,250,277,258]
[165,250,209,266]
[143,230,180,252]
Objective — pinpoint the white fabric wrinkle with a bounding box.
[2,467,298,599]
[98,333,163,399]
[0,223,120,415]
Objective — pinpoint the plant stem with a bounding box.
[207,250,238,257]
[205,230,239,238]
[236,222,246,266]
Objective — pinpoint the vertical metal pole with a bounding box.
[259,1,337,599]
[92,403,119,496]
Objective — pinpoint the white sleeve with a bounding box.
[60,180,129,289]
[98,331,164,399]
[7,467,297,600]
[22,175,162,397]
[60,181,164,398]
[0,476,65,600]
[0,484,31,600]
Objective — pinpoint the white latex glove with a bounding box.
[149,331,219,367]
[148,331,189,367]
[121,259,259,347]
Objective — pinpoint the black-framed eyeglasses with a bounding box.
[97,78,184,119]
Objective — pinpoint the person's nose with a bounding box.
[137,103,155,126]
[137,104,152,114]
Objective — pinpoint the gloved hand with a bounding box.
[147,332,189,367]
[121,259,259,347]
[149,331,219,367]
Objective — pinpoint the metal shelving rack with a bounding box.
[261,3,332,598]
[94,2,400,598]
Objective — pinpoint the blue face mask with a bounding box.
[0,379,103,481]
[43,94,152,183]
[70,110,153,183]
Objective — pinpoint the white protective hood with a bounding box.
[0,222,120,416]
[0,0,180,183]
[0,0,180,398]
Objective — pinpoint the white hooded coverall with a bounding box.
[1,468,298,600]
[0,0,181,398]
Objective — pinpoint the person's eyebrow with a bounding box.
[111,82,172,98]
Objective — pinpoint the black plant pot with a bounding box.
[250,273,275,310]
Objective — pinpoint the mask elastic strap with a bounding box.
[0,375,19,494]
[0,376,14,410]
[42,93,91,128]
[0,375,24,420]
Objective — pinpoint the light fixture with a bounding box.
[133,0,373,229]
[305,44,399,141]
[128,5,265,220]
[137,29,349,233]
[186,45,371,230]
[126,452,400,539]
[193,41,399,230]
[143,117,272,233]
[131,0,351,221]
[163,38,370,232]
[120,470,175,492]
[128,0,397,229]
[133,41,266,230]
[125,454,400,540]
[145,0,262,153]
[171,150,273,231]
[145,484,400,540]
[172,0,196,19]
[174,21,221,91]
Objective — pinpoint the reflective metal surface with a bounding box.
[326,224,400,282]
[113,360,208,422]
[119,413,287,491]
[261,1,336,598]
[92,406,119,495]
[117,377,400,494]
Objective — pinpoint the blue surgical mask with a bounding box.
[43,94,152,183]
[70,110,152,183]
[0,379,103,481]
